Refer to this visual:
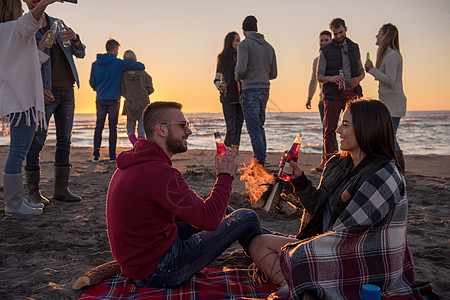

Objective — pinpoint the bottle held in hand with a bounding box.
[213,130,227,158]
[366,52,370,61]
[278,132,303,181]
[218,74,227,95]
[338,69,345,90]
[57,20,71,48]
[44,20,58,48]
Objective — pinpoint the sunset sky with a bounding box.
[26,0,450,114]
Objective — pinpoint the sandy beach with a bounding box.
[0,146,448,299]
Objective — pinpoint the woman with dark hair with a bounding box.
[248,99,415,299]
[214,31,243,154]
[365,23,406,171]
[0,0,61,216]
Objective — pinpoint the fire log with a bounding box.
[264,181,283,213]
[278,199,298,216]
[72,260,121,290]
[284,194,303,209]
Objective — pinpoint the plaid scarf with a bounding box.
[279,162,415,299]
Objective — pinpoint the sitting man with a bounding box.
[106,101,263,288]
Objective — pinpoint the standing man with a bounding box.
[306,30,332,172]
[235,15,277,167]
[318,18,364,161]
[89,39,145,162]
[23,0,86,204]
[107,101,263,288]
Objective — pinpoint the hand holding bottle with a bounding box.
[58,24,76,47]
[279,152,303,180]
[215,148,238,177]
[278,132,303,181]
[365,59,374,72]
[38,31,52,51]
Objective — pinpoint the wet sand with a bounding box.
[0,146,448,299]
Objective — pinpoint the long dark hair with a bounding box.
[216,31,238,73]
[344,99,400,169]
[376,23,400,69]
[0,0,21,23]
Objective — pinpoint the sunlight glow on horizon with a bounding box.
[32,0,449,114]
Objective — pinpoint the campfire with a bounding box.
[239,160,302,215]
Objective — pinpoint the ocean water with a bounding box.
[0,111,449,155]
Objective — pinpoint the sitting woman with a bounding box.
[249,99,415,299]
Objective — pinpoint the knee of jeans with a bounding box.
[231,209,260,225]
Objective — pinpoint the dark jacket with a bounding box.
[36,14,86,90]
[216,53,240,104]
[321,38,363,100]
[288,155,387,240]
[89,53,145,100]
[120,70,153,121]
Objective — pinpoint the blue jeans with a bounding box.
[126,116,145,138]
[392,117,401,151]
[5,111,37,174]
[93,100,120,160]
[241,88,269,163]
[222,102,244,148]
[134,208,262,289]
[26,90,75,170]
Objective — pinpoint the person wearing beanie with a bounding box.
[235,15,277,167]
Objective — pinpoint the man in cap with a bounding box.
[235,15,277,167]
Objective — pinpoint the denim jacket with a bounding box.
[35,14,86,90]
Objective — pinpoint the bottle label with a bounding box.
[282,159,294,176]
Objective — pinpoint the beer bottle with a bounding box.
[338,69,345,90]
[278,132,303,181]
[57,19,71,48]
[213,130,227,158]
[44,20,58,48]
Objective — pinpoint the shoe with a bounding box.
[25,168,50,205]
[53,165,82,202]
[109,159,116,163]
[92,156,99,163]
[4,173,43,216]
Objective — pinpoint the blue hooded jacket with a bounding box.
[89,53,145,100]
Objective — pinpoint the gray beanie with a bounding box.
[242,15,257,31]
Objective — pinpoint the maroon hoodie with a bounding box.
[106,139,233,280]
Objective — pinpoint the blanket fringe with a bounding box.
[0,107,46,136]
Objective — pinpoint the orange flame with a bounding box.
[239,159,274,204]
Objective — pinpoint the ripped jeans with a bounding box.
[133,208,262,288]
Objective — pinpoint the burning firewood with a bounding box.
[263,181,284,212]
[283,193,302,209]
[278,199,299,216]
[72,260,121,290]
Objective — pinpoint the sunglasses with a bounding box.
[161,121,190,129]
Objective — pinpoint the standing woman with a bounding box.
[121,49,154,145]
[365,23,406,171]
[214,31,243,154]
[0,0,61,216]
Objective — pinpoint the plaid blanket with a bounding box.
[279,162,416,299]
[78,267,278,300]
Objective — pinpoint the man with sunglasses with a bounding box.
[106,101,263,288]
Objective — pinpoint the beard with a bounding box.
[166,130,188,154]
